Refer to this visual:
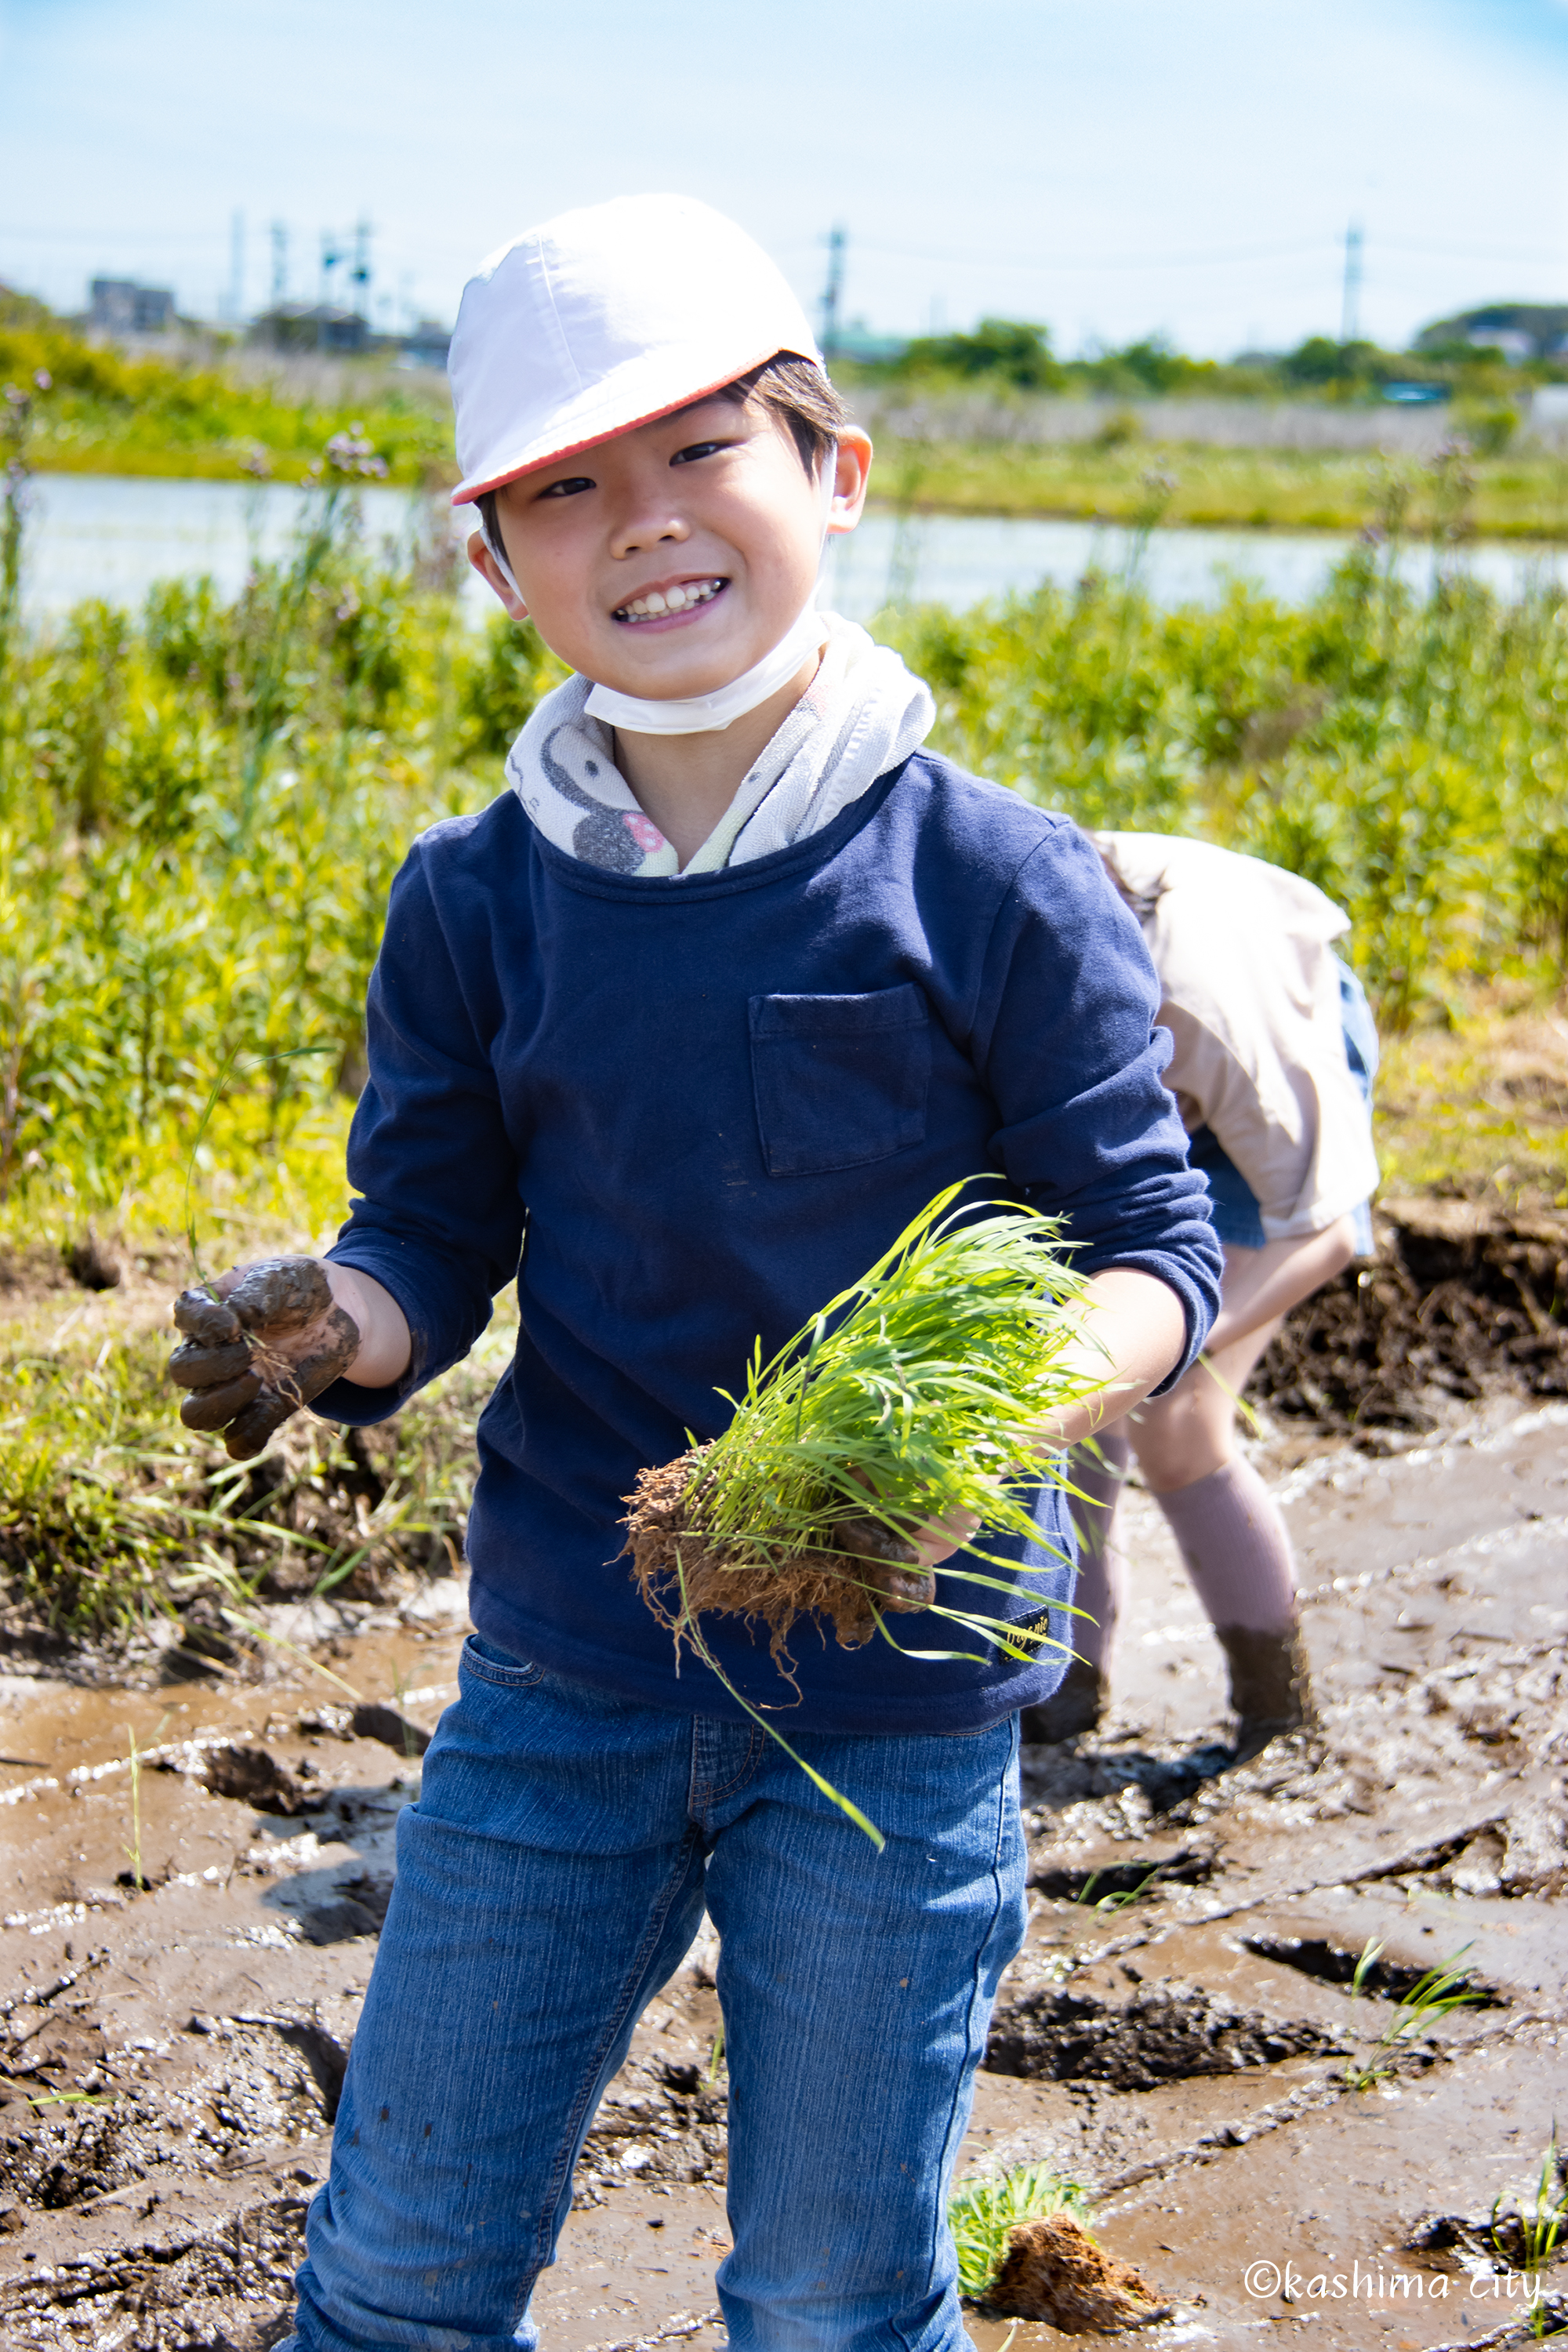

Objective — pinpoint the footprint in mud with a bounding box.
[985,1978,1340,2089]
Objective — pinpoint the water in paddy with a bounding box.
[21,470,1568,624]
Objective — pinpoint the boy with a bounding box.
[169,195,1221,2352]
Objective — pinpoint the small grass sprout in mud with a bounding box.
[948,2162,1091,2302]
[1076,1865,1161,1914]
[1345,1938,1488,2090]
[1492,2128,1567,2328]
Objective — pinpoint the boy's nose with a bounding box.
[609,506,690,560]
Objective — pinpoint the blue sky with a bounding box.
[1,0,1564,356]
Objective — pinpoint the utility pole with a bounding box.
[270,220,288,307]
[350,219,372,322]
[227,209,245,325]
[819,224,846,361]
[319,230,344,347]
[1341,220,1363,348]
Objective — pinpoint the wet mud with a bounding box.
[1,1225,1565,2348]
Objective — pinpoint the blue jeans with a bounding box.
[285,1637,1026,2352]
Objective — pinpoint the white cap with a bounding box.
[448,194,824,507]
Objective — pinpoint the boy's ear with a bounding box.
[826,429,873,537]
[466,529,531,622]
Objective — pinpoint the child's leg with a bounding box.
[703,1713,1025,2352]
[1018,1431,1130,1741]
[283,1641,710,2352]
[1127,1327,1313,1748]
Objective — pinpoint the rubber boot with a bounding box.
[1214,1620,1316,1762]
[1019,1654,1108,1745]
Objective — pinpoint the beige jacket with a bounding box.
[1094,833,1379,1243]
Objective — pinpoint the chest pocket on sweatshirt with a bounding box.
[749,985,931,1177]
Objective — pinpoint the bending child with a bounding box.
[168,198,1221,2352]
[1022,832,1378,1760]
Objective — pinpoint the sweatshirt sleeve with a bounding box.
[965,820,1223,1389]
[309,836,528,1427]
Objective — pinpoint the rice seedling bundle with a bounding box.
[626,1185,1103,1669]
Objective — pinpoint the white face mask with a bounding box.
[483,442,840,739]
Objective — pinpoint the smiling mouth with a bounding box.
[612,577,728,624]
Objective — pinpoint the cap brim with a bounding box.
[451,343,818,506]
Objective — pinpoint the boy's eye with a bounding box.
[670,439,736,466]
[536,475,594,499]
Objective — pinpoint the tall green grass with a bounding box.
[2,292,452,488]
[2,459,1566,1632]
[5,501,1563,1237]
[0,469,562,1239]
[887,528,1568,1029]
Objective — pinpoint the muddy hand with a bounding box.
[834,1515,938,1613]
[168,1258,360,1461]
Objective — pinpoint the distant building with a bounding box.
[90,278,174,332]
[397,319,451,371]
[252,303,370,353]
[1415,303,1568,362]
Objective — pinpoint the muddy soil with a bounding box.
[1254,1195,1568,1444]
[1,1221,1565,2350]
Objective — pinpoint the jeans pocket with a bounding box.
[749,984,931,1177]
[461,1633,546,1690]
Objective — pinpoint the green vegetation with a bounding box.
[1343,1939,1488,2090]
[1,289,452,487]
[885,504,1568,1047]
[866,436,1568,540]
[676,1189,1091,1605]
[0,453,558,1637]
[858,315,1564,405]
[947,2162,1091,2301]
[2,430,1566,1642]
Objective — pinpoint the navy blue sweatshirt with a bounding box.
[314,753,1221,1734]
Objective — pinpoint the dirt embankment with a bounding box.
[1255,1195,1568,1443]
[0,1203,1563,2350]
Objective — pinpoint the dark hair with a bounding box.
[1097,844,1167,924]
[476,352,850,570]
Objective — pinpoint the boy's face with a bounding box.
[469,398,871,699]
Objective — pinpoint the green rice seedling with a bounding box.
[628,1183,1099,1661]
[1345,1939,1487,2089]
[626,1185,1102,1842]
[1492,2128,1566,2286]
[948,2162,1090,2302]
[1075,1864,1161,1913]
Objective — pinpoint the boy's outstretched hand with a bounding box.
[167,1258,361,1461]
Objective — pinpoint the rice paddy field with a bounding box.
[2,437,1567,1642]
[1,407,1567,2344]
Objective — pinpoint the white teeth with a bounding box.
[618,579,723,622]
